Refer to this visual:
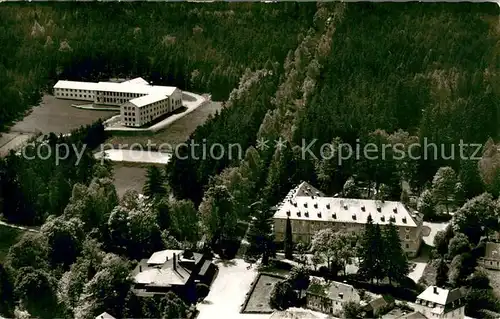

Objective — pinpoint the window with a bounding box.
[405,234,410,240]
[405,243,409,249]
[405,227,410,232]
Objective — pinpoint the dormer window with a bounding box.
[377,206,382,212]
[304,202,308,208]
[314,203,318,209]
[286,210,291,216]
[381,216,385,222]
[344,204,348,210]
[402,217,407,224]
[352,214,357,220]
[361,205,365,212]
[390,216,396,222]
[393,207,398,214]
[332,213,336,219]
[304,211,309,217]
[317,212,322,218]
[297,211,301,217]
[326,203,330,209]
[293,202,297,207]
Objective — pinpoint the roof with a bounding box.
[132,258,191,287]
[53,79,178,96]
[395,311,427,319]
[484,242,500,260]
[269,307,330,319]
[54,80,99,91]
[274,182,419,227]
[199,259,212,276]
[122,77,149,85]
[416,286,462,306]
[147,249,184,265]
[129,92,170,108]
[307,277,359,302]
[364,295,394,312]
[95,312,116,319]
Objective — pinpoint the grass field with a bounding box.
[0,225,23,262]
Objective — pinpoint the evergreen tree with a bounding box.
[247,202,274,265]
[143,166,166,200]
[435,258,449,287]
[383,221,410,285]
[284,217,293,260]
[358,215,384,283]
[432,167,458,214]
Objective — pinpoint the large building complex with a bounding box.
[273,182,423,257]
[53,77,182,127]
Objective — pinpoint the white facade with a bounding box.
[53,78,182,127]
[414,286,464,319]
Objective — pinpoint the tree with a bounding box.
[447,232,471,258]
[358,215,385,283]
[435,258,449,287]
[383,221,410,285]
[448,253,476,288]
[418,189,437,220]
[247,202,274,264]
[452,193,498,244]
[15,267,56,303]
[433,225,454,257]
[400,189,410,206]
[468,269,490,290]
[199,184,237,248]
[40,215,85,268]
[270,280,296,310]
[74,254,131,319]
[284,216,293,260]
[296,242,308,266]
[169,199,200,242]
[342,300,363,319]
[432,167,458,214]
[143,165,166,200]
[288,266,310,298]
[343,177,360,198]
[5,232,49,271]
[0,263,14,317]
[312,229,356,275]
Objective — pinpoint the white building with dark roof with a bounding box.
[413,286,464,319]
[306,277,360,315]
[273,182,423,257]
[53,77,182,127]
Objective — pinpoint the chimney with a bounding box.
[173,253,177,271]
[433,286,438,294]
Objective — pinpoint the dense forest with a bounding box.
[0,2,315,129]
[1,2,500,318]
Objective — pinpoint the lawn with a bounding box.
[0,225,23,262]
[242,273,285,313]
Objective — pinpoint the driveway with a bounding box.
[197,258,269,319]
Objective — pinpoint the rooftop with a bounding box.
[269,307,330,319]
[306,277,359,302]
[95,312,116,319]
[416,286,462,306]
[274,182,419,227]
[395,311,427,319]
[53,78,178,97]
